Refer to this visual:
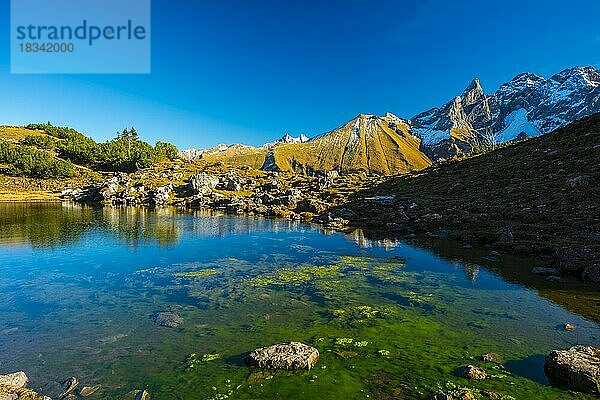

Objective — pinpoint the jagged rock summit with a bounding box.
[412,66,600,159]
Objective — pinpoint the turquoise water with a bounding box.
[0,203,598,399]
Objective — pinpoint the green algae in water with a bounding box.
[247,264,341,287]
[0,206,598,400]
[112,253,599,399]
[188,353,222,369]
[175,269,219,278]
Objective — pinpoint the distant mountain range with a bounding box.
[183,66,600,175]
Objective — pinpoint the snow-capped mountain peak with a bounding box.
[550,66,600,87]
[279,133,310,143]
[261,133,310,149]
[409,65,600,159]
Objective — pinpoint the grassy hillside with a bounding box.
[0,126,47,141]
[340,114,600,278]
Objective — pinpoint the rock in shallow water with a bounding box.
[78,384,101,397]
[479,352,502,364]
[544,345,600,394]
[151,312,183,328]
[0,385,50,400]
[245,342,319,370]
[455,365,487,380]
[60,377,78,398]
[127,389,150,400]
[0,372,28,388]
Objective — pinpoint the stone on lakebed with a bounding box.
[151,312,183,328]
[245,342,319,370]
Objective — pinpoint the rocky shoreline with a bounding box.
[59,165,379,229]
[57,158,598,285]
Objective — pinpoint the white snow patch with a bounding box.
[496,108,540,142]
[351,118,361,140]
[412,127,451,146]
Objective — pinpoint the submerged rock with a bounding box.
[245,370,273,385]
[60,377,78,397]
[98,333,128,344]
[582,263,600,283]
[429,389,475,400]
[245,342,319,370]
[124,389,150,400]
[0,372,28,388]
[135,390,150,400]
[429,393,453,400]
[455,365,487,380]
[567,174,594,188]
[479,352,502,364]
[544,345,600,393]
[151,312,183,328]
[79,384,101,397]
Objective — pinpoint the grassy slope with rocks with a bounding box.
[337,114,600,281]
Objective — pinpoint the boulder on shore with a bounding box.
[245,342,319,370]
[544,345,600,394]
[189,173,219,195]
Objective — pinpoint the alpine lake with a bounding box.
[0,203,598,400]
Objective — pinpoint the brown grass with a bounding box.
[0,126,46,142]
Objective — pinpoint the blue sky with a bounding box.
[1,0,599,149]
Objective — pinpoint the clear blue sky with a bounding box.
[1,0,599,150]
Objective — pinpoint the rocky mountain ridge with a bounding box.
[183,66,600,173]
[413,66,600,159]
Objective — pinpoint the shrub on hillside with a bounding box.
[20,135,58,150]
[155,141,180,161]
[25,123,179,173]
[0,141,74,178]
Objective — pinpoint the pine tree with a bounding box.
[130,127,139,141]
